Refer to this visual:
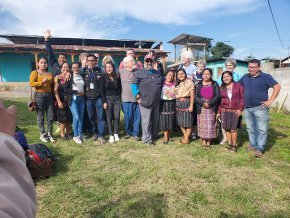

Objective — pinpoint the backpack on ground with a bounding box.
[14,131,29,151]
[26,144,57,179]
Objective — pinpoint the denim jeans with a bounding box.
[86,98,105,137]
[35,92,54,134]
[70,95,85,137]
[105,95,121,135]
[122,102,141,137]
[244,106,269,152]
[139,104,160,143]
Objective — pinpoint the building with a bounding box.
[0,35,167,82]
[206,58,248,80]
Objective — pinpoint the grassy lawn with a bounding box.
[3,98,290,217]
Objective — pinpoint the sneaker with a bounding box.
[114,134,120,142]
[220,137,228,145]
[254,150,263,158]
[191,133,197,140]
[124,134,131,139]
[40,133,49,143]
[98,137,106,144]
[134,136,141,141]
[109,135,115,143]
[73,136,82,144]
[47,132,56,143]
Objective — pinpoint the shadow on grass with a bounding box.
[88,192,167,217]
[265,127,288,152]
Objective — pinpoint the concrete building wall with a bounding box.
[261,63,290,111]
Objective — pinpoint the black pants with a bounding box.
[105,95,121,135]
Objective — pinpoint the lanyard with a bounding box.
[89,69,94,82]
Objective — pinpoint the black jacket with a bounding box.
[99,74,122,104]
[80,66,102,100]
[195,80,220,113]
[45,40,61,76]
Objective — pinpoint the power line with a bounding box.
[268,0,286,49]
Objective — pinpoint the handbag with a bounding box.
[28,87,37,112]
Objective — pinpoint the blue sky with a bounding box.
[0,0,289,60]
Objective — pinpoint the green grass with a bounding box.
[3,98,290,217]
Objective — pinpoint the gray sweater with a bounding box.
[120,69,137,102]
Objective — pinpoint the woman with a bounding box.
[217,71,244,151]
[29,57,55,143]
[175,69,194,144]
[159,70,176,144]
[100,62,122,143]
[195,68,220,147]
[64,62,85,144]
[54,63,73,140]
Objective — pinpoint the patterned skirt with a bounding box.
[176,98,192,128]
[197,107,217,139]
[221,109,242,130]
[159,100,176,130]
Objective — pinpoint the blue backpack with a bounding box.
[14,131,29,151]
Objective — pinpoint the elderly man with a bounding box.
[130,54,162,145]
[119,49,143,70]
[44,29,67,76]
[239,59,281,157]
[178,50,196,78]
[120,55,141,141]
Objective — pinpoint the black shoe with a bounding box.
[163,141,169,145]
[191,133,197,140]
[60,135,69,141]
[124,134,131,139]
[134,136,141,141]
[147,141,155,146]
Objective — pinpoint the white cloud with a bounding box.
[0,0,262,38]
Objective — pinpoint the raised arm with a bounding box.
[44,29,57,69]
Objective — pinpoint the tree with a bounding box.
[244,54,256,61]
[210,42,234,59]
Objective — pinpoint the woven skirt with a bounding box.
[176,98,192,128]
[159,100,175,130]
[197,107,217,139]
[221,110,242,130]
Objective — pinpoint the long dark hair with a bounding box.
[104,61,119,88]
[221,71,234,88]
[175,68,187,86]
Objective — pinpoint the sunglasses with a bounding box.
[146,59,153,63]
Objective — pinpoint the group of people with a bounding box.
[29,30,281,158]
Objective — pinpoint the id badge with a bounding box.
[90,83,94,89]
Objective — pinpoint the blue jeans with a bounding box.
[244,106,269,152]
[70,95,85,137]
[122,102,141,137]
[86,98,105,137]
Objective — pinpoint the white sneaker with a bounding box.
[114,134,120,141]
[47,132,56,143]
[220,138,228,145]
[73,136,82,144]
[40,133,49,143]
[109,135,115,143]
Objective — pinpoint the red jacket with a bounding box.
[218,82,244,113]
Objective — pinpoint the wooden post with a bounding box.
[34,53,38,69]
[71,54,74,63]
[277,93,288,113]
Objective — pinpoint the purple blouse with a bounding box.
[200,85,214,100]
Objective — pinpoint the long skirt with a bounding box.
[221,109,242,130]
[159,100,175,130]
[176,98,192,128]
[197,107,217,139]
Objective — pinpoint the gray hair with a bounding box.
[123,55,134,63]
[102,55,114,66]
[197,59,206,66]
[225,58,237,67]
[181,50,193,61]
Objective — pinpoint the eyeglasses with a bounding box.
[87,59,95,62]
[72,67,79,70]
[248,66,259,69]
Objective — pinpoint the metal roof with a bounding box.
[167,33,212,45]
[0,34,157,49]
[0,43,167,56]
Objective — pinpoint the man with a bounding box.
[239,59,281,157]
[178,50,196,78]
[120,55,141,141]
[80,54,106,144]
[191,59,206,140]
[0,99,37,217]
[130,54,162,145]
[119,49,143,71]
[44,29,67,76]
